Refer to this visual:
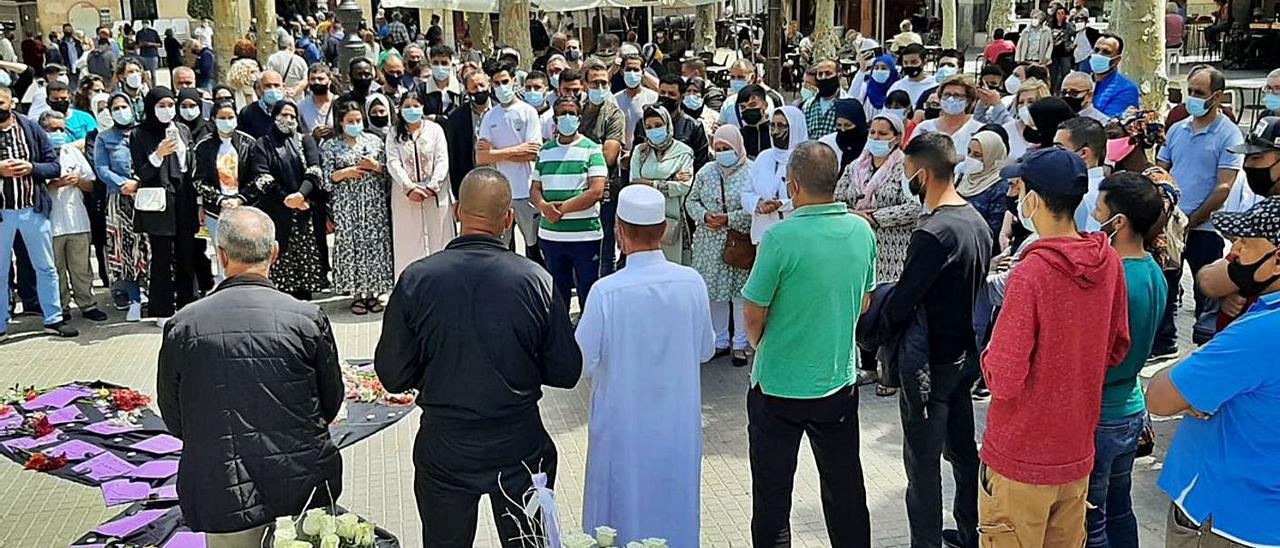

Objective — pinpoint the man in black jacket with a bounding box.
[444,71,490,197]
[376,167,582,548]
[158,207,343,545]
[634,73,711,172]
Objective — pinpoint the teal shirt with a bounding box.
[66,109,97,142]
[1102,255,1168,419]
[742,202,878,399]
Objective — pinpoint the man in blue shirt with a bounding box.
[1088,33,1140,118]
[1147,197,1280,548]
[1155,65,1244,355]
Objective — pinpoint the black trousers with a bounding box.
[147,233,199,318]
[900,356,981,548]
[748,386,871,547]
[414,418,559,548]
[84,187,110,286]
[1152,267,1183,354]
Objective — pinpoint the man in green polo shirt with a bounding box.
[742,140,877,547]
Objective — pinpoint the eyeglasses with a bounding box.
[1061,89,1088,98]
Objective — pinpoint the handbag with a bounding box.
[134,187,167,212]
[717,172,756,270]
[1136,415,1156,458]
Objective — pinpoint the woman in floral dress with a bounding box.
[321,99,394,315]
[685,125,754,367]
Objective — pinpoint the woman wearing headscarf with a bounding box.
[95,92,149,321]
[364,92,393,139]
[176,87,211,143]
[958,130,1011,245]
[245,99,327,299]
[211,84,237,104]
[630,104,696,264]
[385,90,453,277]
[743,105,808,244]
[855,53,900,119]
[835,112,917,283]
[1026,96,1076,150]
[321,99,394,314]
[686,125,755,367]
[130,86,198,322]
[193,99,257,284]
[817,98,869,177]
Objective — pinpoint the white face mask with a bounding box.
[963,157,985,175]
[154,106,176,124]
[1018,105,1035,127]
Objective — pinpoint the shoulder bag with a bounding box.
[718,170,756,269]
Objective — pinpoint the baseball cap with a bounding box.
[1229,116,1280,155]
[1000,146,1088,197]
[1212,197,1280,245]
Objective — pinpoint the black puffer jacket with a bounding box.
[157,275,344,533]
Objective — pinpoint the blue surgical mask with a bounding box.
[344,123,363,137]
[871,69,890,84]
[866,138,893,158]
[646,126,669,145]
[1186,95,1211,118]
[47,131,66,148]
[800,87,816,102]
[112,108,134,126]
[941,96,968,116]
[682,94,704,111]
[215,118,237,135]
[263,88,285,106]
[524,90,546,108]
[901,168,920,198]
[1017,191,1038,233]
[1265,92,1280,113]
[587,87,609,105]
[401,106,424,123]
[935,65,958,83]
[623,70,643,89]
[730,78,748,93]
[556,113,580,136]
[715,149,739,168]
[493,84,516,104]
[431,65,451,81]
[0,70,11,88]
[1089,53,1113,74]
[549,73,560,89]
[883,108,906,120]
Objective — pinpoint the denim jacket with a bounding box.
[93,126,133,194]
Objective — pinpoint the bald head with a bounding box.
[457,168,515,236]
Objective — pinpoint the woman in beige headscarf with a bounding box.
[958,130,1011,246]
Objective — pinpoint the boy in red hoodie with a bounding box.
[980,147,1131,547]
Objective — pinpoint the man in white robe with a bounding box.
[575,185,716,547]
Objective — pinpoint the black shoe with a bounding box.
[111,290,130,310]
[942,529,975,548]
[82,308,109,322]
[972,385,991,400]
[1148,347,1179,362]
[731,349,749,368]
[20,304,42,317]
[712,346,730,359]
[43,320,79,337]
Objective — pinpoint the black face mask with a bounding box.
[816,76,840,98]
[1023,126,1042,145]
[1228,248,1280,298]
[835,128,862,150]
[0,108,12,123]
[1244,160,1278,197]
[405,60,421,75]
[741,108,764,126]
[470,90,490,105]
[924,106,941,120]
[902,65,924,78]
[657,96,679,115]
[1061,95,1085,112]
[770,129,789,150]
[48,100,70,114]
[351,77,374,95]
[369,114,390,128]
[309,83,330,96]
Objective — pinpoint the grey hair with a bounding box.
[787,141,839,196]
[1268,68,1280,81]
[38,110,66,130]
[1063,71,1095,91]
[216,207,277,266]
[730,58,757,74]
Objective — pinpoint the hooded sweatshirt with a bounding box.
[981,231,1131,485]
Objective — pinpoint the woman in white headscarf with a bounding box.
[742,105,808,244]
[631,104,695,264]
[957,130,1011,245]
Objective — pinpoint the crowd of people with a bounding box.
[5,6,1280,548]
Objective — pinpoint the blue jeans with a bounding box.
[540,238,599,310]
[1,208,64,327]
[1085,411,1145,548]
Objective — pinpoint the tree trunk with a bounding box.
[941,0,957,49]
[812,0,838,61]
[213,0,239,81]
[1112,0,1166,108]
[498,0,532,69]
[466,11,494,58]
[987,0,1013,36]
[694,4,717,54]
[254,0,277,67]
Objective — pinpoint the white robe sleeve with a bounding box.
[695,281,716,362]
[575,290,606,380]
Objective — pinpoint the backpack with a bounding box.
[87,49,113,80]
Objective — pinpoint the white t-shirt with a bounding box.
[49,146,96,237]
[478,100,544,200]
[1001,119,1030,160]
[613,87,657,150]
[540,108,555,141]
[886,78,938,108]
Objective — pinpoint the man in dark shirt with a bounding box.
[632,74,711,172]
[237,70,284,138]
[884,133,992,548]
[736,85,773,159]
[375,167,582,548]
[135,21,162,82]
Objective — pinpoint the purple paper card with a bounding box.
[92,508,168,537]
[163,531,206,548]
[45,405,88,425]
[150,484,178,500]
[73,451,137,481]
[0,413,22,431]
[84,420,143,436]
[128,459,179,479]
[1,430,63,451]
[128,434,182,455]
[22,385,93,410]
[101,479,151,506]
[44,439,105,460]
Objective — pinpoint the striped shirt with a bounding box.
[533,136,608,242]
[0,121,33,210]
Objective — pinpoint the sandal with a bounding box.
[365,297,385,314]
[350,298,369,315]
[876,384,898,397]
[731,349,749,368]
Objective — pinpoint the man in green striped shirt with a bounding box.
[531,96,608,308]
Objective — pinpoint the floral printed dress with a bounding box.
[834,149,919,283]
[685,160,754,303]
[320,134,395,296]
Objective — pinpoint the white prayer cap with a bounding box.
[617,185,666,225]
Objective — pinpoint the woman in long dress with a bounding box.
[384,90,453,277]
[685,125,754,367]
[629,105,694,265]
[94,92,149,322]
[321,99,394,314]
[743,105,808,244]
[245,99,327,300]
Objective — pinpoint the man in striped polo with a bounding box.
[531,96,607,309]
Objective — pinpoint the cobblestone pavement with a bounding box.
[0,271,1197,548]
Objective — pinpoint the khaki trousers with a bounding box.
[52,232,97,312]
[205,524,271,548]
[978,463,1089,547]
[1166,503,1252,548]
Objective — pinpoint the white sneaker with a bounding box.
[126,303,142,322]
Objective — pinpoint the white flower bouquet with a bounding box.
[268,509,377,548]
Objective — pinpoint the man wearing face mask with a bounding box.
[577,62,627,275]
[735,85,774,159]
[633,74,710,172]
[1057,116,1108,231]
[339,57,377,107]
[614,54,658,154]
[25,64,69,122]
[419,45,461,122]
[44,81,95,144]
[377,52,408,103]
[1015,10,1054,66]
[1146,196,1280,548]
[1059,71,1109,122]
[476,63,545,263]
[801,59,843,139]
[297,63,335,136]
[1088,33,1139,118]
[719,59,782,128]
[1157,65,1243,321]
[238,70,286,139]
[887,44,938,111]
[1263,68,1280,116]
[445,71,491,196]
[564,38,585,72]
